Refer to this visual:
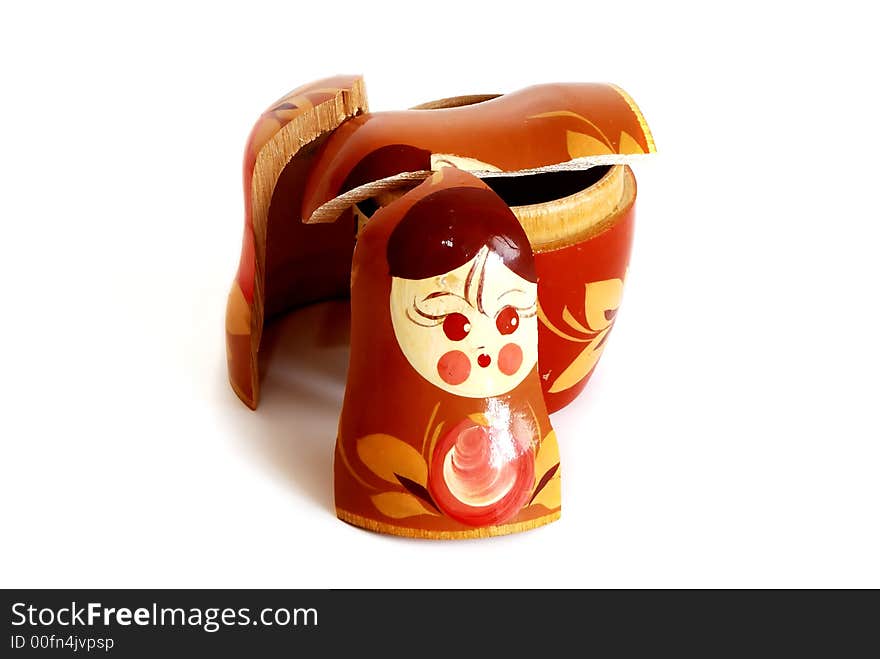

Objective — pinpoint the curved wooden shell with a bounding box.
[226,76,367,408]
[225,77,653,413]
[301,82,654,223]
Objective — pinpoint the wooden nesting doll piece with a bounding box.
[335,167,561,539]
[225,76,655,416]
[294,83,653,412]
[226,75,367,409]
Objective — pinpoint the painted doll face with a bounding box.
[390,246,538,398]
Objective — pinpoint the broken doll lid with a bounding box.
[226,76,654,414]
[301,81,654,224]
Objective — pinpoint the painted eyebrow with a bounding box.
[476,260,487,315]
[495,288,537,314]
[412,304,445,321]
[422,291,470,303]
[418,291,474,312]
[410,292,472,324]
[494,301,537,317]
[497,287,526,301]
[464,262,476,303]
[406,307,442,327]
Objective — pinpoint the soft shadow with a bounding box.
[229,300,351,513]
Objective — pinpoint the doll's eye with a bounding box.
[443,313,471,341]
[495,306,520,335]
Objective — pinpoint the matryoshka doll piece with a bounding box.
[335,167,561,538]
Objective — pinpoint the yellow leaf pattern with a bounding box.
[534,430,560,483]
[566,131,613,158]
[531,476,561,511]
[547,278,624,394]
[618,130,646,154]
[356,434,429,486]
[561,306,589,334]
[583,279,623,330]
[371,492,435,519]
[468,412,490,426]
[548,342,606,394]
[225,282,251,336]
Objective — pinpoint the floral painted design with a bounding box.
[428,418,535,526]
[226,76,366,408]
[538,277,624,394]
[347,409,560,527]
[229,79,654,416]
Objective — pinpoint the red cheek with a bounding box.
[437,350,471,385]
[498,343,523,376]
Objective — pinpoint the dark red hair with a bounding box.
[386,186,536,282]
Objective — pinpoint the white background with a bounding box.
[1,1,878,588]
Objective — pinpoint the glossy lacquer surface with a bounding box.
[534,169,637,412]
[224,77,655,538]
[301,82,653,221]
[335,168,560,538]
[226,76,366,408]
[225,77,654,413]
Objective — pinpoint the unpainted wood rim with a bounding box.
[512,165,633,252]
[410,93,502,110]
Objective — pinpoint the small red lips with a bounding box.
[477,353,491,368]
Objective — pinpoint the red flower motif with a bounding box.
[428,419,535,527]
